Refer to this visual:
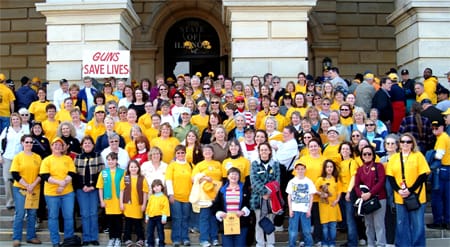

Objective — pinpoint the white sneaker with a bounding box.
[200,241,211,247]
[114,238,122,247]
[107,239,115,247]
[275,226,284,232]
[358,239,366,246]
[212,239,220,246]
[299,241,305,247]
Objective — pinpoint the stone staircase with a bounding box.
[0,165,449,245]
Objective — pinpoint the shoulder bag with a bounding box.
[400,152,422,211]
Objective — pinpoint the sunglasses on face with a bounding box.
[400,140,413,144]
[362,152,373,157]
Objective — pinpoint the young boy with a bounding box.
[286,163,316,247]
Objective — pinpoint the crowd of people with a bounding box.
[0,68,449,247]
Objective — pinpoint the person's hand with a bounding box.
[331,200,339,207]
[120,203,124,211]
[399,188,410,198]
[169,195,175,204]
[236,211,244,217]
[306,210,311,218]
[100,201,106,208]
[289,210,294,218]
[141,204,146,212]
[345,192,351,202]
[56,186,64,194]
[26,184,34,194]
[361,192,371,201]
[262,194,270,200]
[161,219,167,224]
[218,212,227,219]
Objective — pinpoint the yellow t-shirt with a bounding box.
[315,176,342,224]
[120,176,149,219]
[125,142,137,158]
[340,117,353,127]
[165,161,192,202]
[416,92,430,103]
[29,100,50,122]
[138,113,152,130]
[40,155,75,196]
[286,107,307,120]
[435,132,450,165]
[150,137,180,164]
[105,94,119,103]
[116,122,133,144]
[42,119,59,142]
[10,152,42,190]
[0,84,15,117]
[221,157,250,183]
[146,193,170,218]
[386,152,430,204]
[96,169,122,214]
[255,110,268,130]
[85,120,106,143]
[143,127,159,142]
[338,158,357,192]
[424,77,438,104]
[296,155,325,202]
[191,114,209,135]
[323,143,342,164]
[55,109,73,122]
[261,114,287,132]
[295,84,307,94]
[223,118,236,134]
[192,159,222,182]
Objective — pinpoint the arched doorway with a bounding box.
[164,18,221,79]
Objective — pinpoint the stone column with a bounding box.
[223,0,317,83]
[35,0,140,98]
[387,0,450,81]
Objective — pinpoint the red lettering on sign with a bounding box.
[92,52,120,62]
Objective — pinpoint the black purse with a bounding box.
[400,153,423,211]
[258,199,275,234]
[362,196,381,214]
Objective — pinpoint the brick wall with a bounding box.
[0,0,46,84]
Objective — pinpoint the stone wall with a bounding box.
[310,0,397,79]
[0,0,46,84]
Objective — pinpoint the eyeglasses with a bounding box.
[365,124,375,127]
[173,95,182,98]
[176,151,185,154]
[108,106,116,109]
[352,134,360,138]
[303,136,312,139]
[306,94,314,97]
[314,97,321,100]
[362,152,373,156]
[273,81,280,84]
[400,140,413,144]
[322,103,330,105]
[119,111,127,114]
[211,101,220,104]
[24,141,33,144]
[159,88,167,91]
[340,109,350,112]
[386,142,396,145]
[109,140,119,143]
[203,87,210,90]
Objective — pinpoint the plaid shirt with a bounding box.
[250,158,280,210]
[74,151,105,189]
[398,115,434,151]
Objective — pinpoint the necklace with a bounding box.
[363,163,372,175]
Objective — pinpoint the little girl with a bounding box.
[120,160,149,247]
[315,159,342,247]
[97,152,125,247]
[145,179,170,247]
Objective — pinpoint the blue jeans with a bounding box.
[199,207,218,243]
[147,216,165,247]
[322,221,337,246]
[170,200,191,244]
[344,200,358,247]
[76,189,99,242]
[12,187,37,241]
[431,166,450,224]
[288,211,313,247]
[189,211,199,231]
[0,116,10,134]
[45,192,75,244]
[395,203,426,247]
[222,227,248,247]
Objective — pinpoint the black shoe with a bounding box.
[426,223,444,229]
[91,240,100,246]
[340,242,349,247]
[6,206,15,210]
[82,241,90,246]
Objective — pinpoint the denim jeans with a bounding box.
[0,116,10,134]
[76,189,99,242]
[221,227,248,247]
[395,203,426,247]
[12,187,37,241]
[199,207,219,243]
[170,200,191,244]
[288,211,313,247]
[45,192,75,244]
[344,200,358,247]
[147,216,165,247]
[431,166,450,225]
[322,221,337,246]
[189,210,199,231]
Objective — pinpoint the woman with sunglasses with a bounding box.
[354,145,387,247]
[153,84,170,111]
[339,103,354,128]
[363,119,385,157]
[10,134,42,247]
[386,133,429,247]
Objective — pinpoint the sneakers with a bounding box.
[26,238,42,244]
[114,238,121,247]
[183,240,191,246]
[358,239,366,246]
[107,239,115,247]
[200,241,211,247]
[13,240,21,247]
[212,239,220,246]
[136,240,145,247]
[275,226,285,232]
[314,241,322,247]
[427,223,444,229]
[125,240,133,247]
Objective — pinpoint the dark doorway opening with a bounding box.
[164,18,221,79]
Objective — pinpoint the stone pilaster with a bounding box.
[35,0,140,98]
[387,0,450,81]
[223,0,317,83]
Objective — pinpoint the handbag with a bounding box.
[258,216,275,235]
[1,127,9,154]
[400,153,424,212]
[362,196,381,214]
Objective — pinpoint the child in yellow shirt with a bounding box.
[120,160,148,247]
[145,179,170,247]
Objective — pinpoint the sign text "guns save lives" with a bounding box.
[82,51,130,78]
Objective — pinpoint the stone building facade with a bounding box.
[1,0,449,93]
